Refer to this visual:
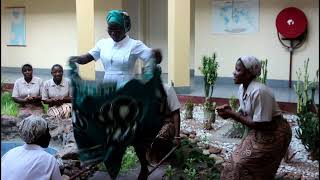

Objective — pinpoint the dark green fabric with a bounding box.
[69,61,165,179]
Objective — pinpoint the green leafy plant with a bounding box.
[1,92,19,117]
[43,103,49,113]
[294,59,319,161]
[228,95,247,138]
[164,165,175,179]
[256,59,268,84]
[199,53,219,99]
[120,146,139,172]
[173,139,220,179]
[229,95,239,111]
[203,98,216,111]
[97,146,139,173]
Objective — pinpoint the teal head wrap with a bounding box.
[106,10,131,32]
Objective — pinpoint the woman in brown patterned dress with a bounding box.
[216,56,292,180]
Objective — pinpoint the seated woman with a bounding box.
[42,64,72,119]
[12,64,44,118]
[135,83,181,180]
[216,56,292,180]
[1,115,62,180]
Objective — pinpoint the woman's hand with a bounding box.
[69,56,80,64]
[216,104,233,119]
[152,49,162,64]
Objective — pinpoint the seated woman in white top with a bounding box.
[42,64,72,119]
[69,9,162,88]
[12,64,44,118]
[1,115,62,180]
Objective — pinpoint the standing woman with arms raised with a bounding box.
[69,9,162,180]
[216,56,292,180]
[69,9,162,88]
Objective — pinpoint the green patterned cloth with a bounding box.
[69,61,166,178]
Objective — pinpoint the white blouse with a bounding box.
[89,35,153,86]
[238,80,282,122]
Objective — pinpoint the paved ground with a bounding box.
[88,164,168,180]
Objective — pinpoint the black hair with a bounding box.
[21,64,33,71]
[122,12,131,32]
[51,64,63,71]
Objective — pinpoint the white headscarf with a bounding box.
[18,115,48,144]
[239,56,261,77]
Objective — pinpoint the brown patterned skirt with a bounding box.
[221,116,292,180]
[47,103,72,119]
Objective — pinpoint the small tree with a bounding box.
[199,53,219,99]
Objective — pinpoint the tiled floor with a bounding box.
[1,71,318,104]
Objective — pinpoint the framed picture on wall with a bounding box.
[211,0,259,34]
[6,7,26,46]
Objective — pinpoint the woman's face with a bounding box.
[22,66,33,79]
[107,22,126,42]
[51,66,63,82]
[233,60,249,84]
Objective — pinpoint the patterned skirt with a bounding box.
[47,103,72,119]
[220,116,292,180]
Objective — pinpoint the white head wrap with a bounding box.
[18,115,48,144]
[239,56,261,77]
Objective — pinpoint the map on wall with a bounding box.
[6,7,26,46]
[211,0,259,33]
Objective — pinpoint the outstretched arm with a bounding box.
[69,53,94,65]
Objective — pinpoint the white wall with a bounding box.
[194,0,319,80]
[1,0,77,70]
[147,0,168,73]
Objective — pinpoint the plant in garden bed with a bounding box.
[96,146,138,173]
[294,59,319,161]
[1,92,19,117]
[170,139,220,180]
[227,95,246,138]
[203,98,216,130]
[184,98,194,119]
[199,53,219,99]
[163,165,175,180]
[199,53,219,130]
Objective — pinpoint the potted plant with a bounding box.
[199,53,219,129]
[184,99,194,119]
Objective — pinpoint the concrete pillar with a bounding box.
[168,0,191,92]
[76,0,95,80]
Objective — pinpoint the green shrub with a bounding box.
[199,53,219,98]
[294,59,319,161]
[296,112,319,160]
[120,146,139,172]
[228,95,247,138]
[1,92,19,117]
[96,146,139,173]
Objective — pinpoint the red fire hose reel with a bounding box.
[275,7,308,88]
